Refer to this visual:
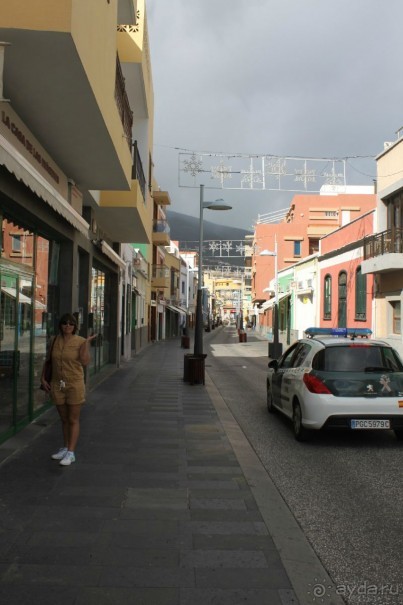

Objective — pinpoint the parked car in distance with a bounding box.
[266,327,403,441]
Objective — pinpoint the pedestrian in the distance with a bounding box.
[40,313,97,466]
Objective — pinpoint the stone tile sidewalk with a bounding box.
[0,336,301,605]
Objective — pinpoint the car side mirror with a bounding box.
[268,359,278,371]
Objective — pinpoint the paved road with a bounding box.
[206,326,403,605]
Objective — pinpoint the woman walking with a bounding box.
[41,313,97,466]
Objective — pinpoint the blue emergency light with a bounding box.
[305,327,372,338]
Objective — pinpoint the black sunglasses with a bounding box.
[61,321,76,326]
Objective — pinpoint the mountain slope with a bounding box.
[166,210,252,242]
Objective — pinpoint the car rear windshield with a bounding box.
[312,344,403,372]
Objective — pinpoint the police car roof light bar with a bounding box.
[305,327,372,339]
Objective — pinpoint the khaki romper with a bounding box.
[50,334,87,405]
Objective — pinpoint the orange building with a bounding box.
[252,190,377,316]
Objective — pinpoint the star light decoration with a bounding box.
[265,157,287,181]
[241,158,263,188]
[294,161,316,189]
[211,160,232,186]
[323,169,345,187]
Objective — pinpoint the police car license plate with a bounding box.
[351,419,390,429]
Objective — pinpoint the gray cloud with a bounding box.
[147,0,403,228]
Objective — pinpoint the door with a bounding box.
[89,266,109,375]
[338,271,347,328]
[271,342,299,412]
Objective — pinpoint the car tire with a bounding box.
[267,386,275,414]
[394,429,403,441]
[292,401,310,442]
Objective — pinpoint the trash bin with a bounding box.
[239,332,247,343]
[189,354,206,385]
[183,353,207,384]
[183,353,193,382]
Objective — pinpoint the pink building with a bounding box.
[318,210,375,331]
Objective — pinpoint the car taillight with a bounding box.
[303,372,332,394]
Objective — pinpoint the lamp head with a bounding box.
[203,199,232,211]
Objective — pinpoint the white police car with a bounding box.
[266,328,403,441]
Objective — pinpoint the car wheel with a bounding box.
[267,386,275,414]
[394,429,403,441]
[292,401,310,442]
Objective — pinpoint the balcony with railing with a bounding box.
[132,141,146,201]
[153,190,171,206]
[0,3,133,191]
[151,264,170,290]
[98,136,151,243]
[115,55,133,148]
[362,228,403,274]
[152,220,170,246]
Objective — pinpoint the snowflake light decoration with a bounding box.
[236,242,246,256]
[179,150,347,192]
[208,241,220,255]
[182,153,203,177]
[222,241,233,255]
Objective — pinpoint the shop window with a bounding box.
[11,235,21,252]
[1,219,34,267]
[355,266,366,321]
[323,274,331,319]
[309,238,319,255]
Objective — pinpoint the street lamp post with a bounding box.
[193,184,232,356]
[260,235,282,359]
[233,276,244,331]
[239,277,244,332]
[234,275,247,342]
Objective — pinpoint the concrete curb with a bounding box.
[205,372,345,605]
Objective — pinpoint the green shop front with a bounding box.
[0,172,120,446]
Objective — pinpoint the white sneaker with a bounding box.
[59,451,75,466]
[51,447,67,460]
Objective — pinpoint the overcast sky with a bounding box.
[146,0,403,229]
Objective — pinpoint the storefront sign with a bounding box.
[1,107,61,186]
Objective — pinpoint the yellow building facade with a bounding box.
[0,0,160,442]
